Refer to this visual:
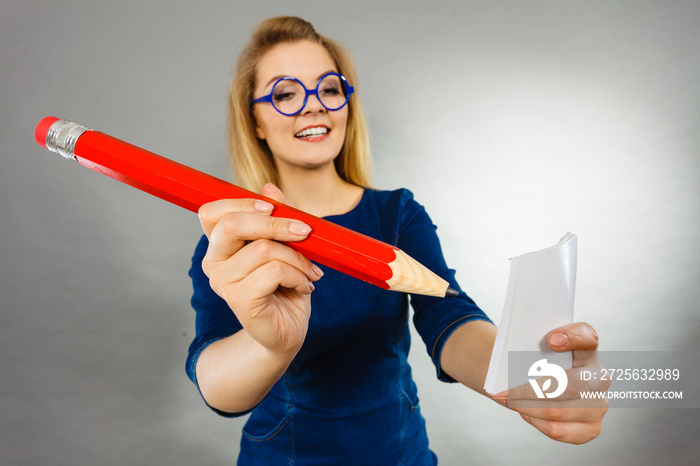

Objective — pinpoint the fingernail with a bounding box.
[312,264,324,278]
[254,201,274,213]
[289,221,311,236]
[550,333,569,348]
[309,281,315,292]
[492,390,508,407]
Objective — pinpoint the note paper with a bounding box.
[484,233,577,395]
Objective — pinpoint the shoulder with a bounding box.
[362,188,433,244]
[365,187,423,217]
[369,187,430,223]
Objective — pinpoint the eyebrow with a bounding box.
[263,69,339,89]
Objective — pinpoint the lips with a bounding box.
[295,126,329,138]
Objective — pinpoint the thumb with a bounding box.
[261,182,287,205]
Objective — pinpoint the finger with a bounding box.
[547,322,599,352]
[520,413,604,445]
[205,211,311,267]
[571,349,602,369]
[261,182,287,204]
[208,239,323,295]
[224,260,316,310]
[198,198,274,237]
[515,404,608,424]
[491,390,509,407]
[252,260,316,296]
[503,378,567,403]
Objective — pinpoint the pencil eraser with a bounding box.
[35,116,60,149]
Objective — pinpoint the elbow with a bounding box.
[196,367,251,415]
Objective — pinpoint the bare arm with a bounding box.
[439,320,498,395]
[196,329,297,414]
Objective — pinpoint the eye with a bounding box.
[273,91,296,102]
[272,79,302,102]
[319,76,344,97]
[319,86,342,97]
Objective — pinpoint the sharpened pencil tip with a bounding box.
[445,287,460,297]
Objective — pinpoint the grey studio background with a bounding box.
[2,0,698,465]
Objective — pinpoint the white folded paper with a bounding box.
[484,233,577,394]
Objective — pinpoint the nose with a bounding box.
[301,91,325,115]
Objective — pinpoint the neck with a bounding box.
[276,163,363,218]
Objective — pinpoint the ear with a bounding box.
[254,124,266,140]
[252,112,266,140]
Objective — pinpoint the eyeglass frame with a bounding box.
[251,72,355,116]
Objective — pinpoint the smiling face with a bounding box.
[252,40,349,175]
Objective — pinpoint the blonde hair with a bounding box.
[228,16,373,192]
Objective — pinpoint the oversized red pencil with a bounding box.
[35,116,457,297]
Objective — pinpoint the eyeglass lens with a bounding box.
[271,74,348,115]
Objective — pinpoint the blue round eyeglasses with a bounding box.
[252,72,354,116]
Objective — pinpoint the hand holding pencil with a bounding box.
[198,183,321,356]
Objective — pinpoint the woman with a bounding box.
[186,16,607,464]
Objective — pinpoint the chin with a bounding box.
[295,150,341,168]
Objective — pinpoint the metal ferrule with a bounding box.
[45,119,91,162]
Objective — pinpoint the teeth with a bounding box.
[295,127,329,138]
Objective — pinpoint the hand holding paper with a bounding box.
[502,322,609,444]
